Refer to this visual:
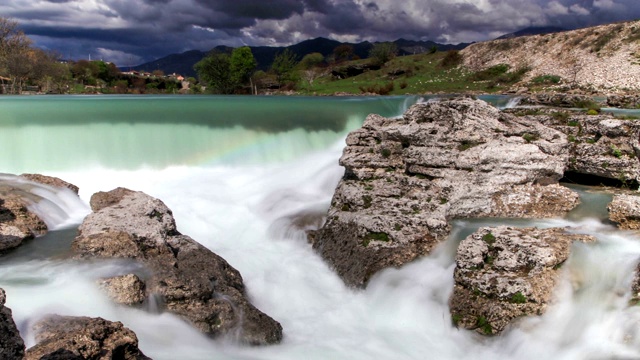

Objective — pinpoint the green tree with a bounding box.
[298,52,324,70]
[230,46,257,86]
[271,49,298,86]
[194,52,235,94]
[369,42,397,66]
[333,44,354,63]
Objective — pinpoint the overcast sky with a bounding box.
[2,0,639,66]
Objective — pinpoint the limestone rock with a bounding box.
[0,288,26,360]
[449,226,594,335]
[520,93,601,108]
[99,274,147,306]
[73,189,283,345]
[20,173,80,194]
[608,194,640,230]
[535,113,640,185]
[25,315,150,360]
[607,94,640,109]
[312,98,579,287]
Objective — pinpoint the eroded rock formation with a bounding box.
[449,226,594,335]
[312,98,580,287]
[25,315,149,360]
[0,288,25,360]
[608,194,640,230]
[73,188,283,345]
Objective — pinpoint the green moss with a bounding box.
[452,314,462,327]
[611,145,623,158]
[568,120,580,127]
[394,224,403,231]
[363,232,390,246]
[440,197,448,204]
[551,111,570,122]
[510,292,527,304]
[341,204,351,212]
[476,316,493,335]
[586,109,599,116]
[522,133,539,143]
[482,232,496,245]
[381,148,392,158]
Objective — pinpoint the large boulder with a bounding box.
[72,188,283,345]
[25,315,150,360]
[449,226,594,335]
[0,288,26,359]
[312,98,579,287]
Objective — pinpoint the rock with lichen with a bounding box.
[311,98,579,287]
[449,226,594,335]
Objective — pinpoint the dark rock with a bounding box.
[449,226,594,335]
[73,189,283,345]
[607,94,640,109]
[0,288,26,360]
[25,315,150,360]
[331,64,381,79]
[312,98,579,287]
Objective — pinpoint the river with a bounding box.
[1,95,639,359]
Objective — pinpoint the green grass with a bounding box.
[297,52,501,95]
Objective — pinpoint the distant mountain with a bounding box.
[496,26,566,40]
[131,37,470,77]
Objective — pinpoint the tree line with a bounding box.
[193,42,399,94]
[0,16,400,95]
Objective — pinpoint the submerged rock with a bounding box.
[608,194,640,230]
[0,288,26,360]
[73,188,283,345]
[449,226,594,335]
[312,98,579,287]
[25,315,150,360]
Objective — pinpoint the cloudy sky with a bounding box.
[2,0,639,66]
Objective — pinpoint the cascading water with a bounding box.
[1,95,640,359]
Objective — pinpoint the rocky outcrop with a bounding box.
[607,94,640,109]
[0,182,48,253]
[461,20,640,91]
[533,113,640,186]
[0,173,82,253]
[449,226,594,335]
[25,315,149,360]
[608,194,640,230]
[520,93,600,108]
[312,98,580,287]
[72,188,283,345]
[0,288,25,359]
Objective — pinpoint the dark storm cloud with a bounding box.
[2,0,640,65]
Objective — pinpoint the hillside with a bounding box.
[461,20,640,91]
[132,37,468,77]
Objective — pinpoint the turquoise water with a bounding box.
[0,95,418,172]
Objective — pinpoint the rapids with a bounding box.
[1,95,639,359]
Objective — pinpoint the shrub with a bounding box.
[531,74,562,84]
[440,50,463,68]
[574,99,601,112]
[399,81,408,89]
[359,81,395,95]
[381,148,392,157]
[551,111,570,122]
[586,109,599,115]
[469,64,510,81]
[482,232,496,245]
[611,145,623,158]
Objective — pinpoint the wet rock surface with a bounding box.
[0,288,26,360]
[19,173,80,195]
[449,226,594,335]
[73,188,283,345]
[312,98,579,287]
[25,315,150,360]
